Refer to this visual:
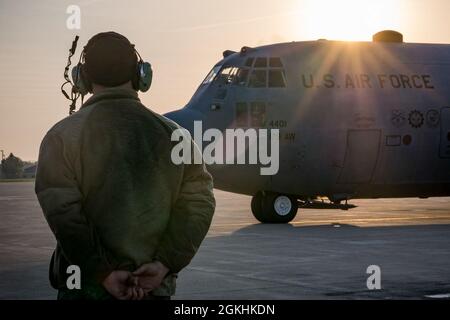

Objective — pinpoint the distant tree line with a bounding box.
[0,153,36,179]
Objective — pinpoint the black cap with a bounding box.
[83,31,138,87]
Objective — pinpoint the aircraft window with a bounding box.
[245,57,254,67]
[254,57,267,68]
[216,66,232,82]
[202,66,221,84]
[215,66,240,84]
[248,70,267,87]
[234,68,249,86]
[229,67,240,80]
[269,57,283,67]
[268,70,286,87]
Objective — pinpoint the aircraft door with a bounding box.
[439,107,450,158]
[231,73,271,192]
[338,129,381,184]
[206,66,244,130]
[233,88,268,128]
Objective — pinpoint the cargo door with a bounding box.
[338,129,381,184]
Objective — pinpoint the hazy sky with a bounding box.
[0,0,449,160]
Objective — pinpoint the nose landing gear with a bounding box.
[251,191,298,223]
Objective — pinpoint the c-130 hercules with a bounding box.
[165,30,450,223]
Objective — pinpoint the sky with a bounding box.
[0,0,449,160]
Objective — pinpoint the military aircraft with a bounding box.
[165,30,450,223]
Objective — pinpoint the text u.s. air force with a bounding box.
[301,74,434,89]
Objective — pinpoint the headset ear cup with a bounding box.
[71,64,91,95]
[138,62,152,92]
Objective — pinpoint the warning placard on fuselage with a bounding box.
[301,74,434,89]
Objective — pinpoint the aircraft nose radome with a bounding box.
[164,108,204,134]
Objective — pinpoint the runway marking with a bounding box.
[211,215,450,229]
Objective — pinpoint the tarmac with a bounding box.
[0,181,449,299]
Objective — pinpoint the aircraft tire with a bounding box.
[251,192,264,221]
[251,192,298,223]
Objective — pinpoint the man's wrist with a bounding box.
[154,260,170,277]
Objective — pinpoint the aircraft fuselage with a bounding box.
[166,39,450,204]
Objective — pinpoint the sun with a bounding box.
[297,0,402,41]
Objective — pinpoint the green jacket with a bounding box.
[35,88,215,297]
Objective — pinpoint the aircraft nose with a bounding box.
[164,108,204,135]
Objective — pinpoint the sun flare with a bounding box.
[298,0,403,41]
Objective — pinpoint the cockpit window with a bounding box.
[268,70,286,87]
[216,67,233,83]
[207,66,249,86]
[269,57,283,67]
[234,68,249,85]
[216,66,241,84]
[254,57,267,68]
[202,66,221,84]
[248,70,266,87]
[245,57,286,88]
[202,57,284,88]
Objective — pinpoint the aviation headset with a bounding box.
[61,34,152,114]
